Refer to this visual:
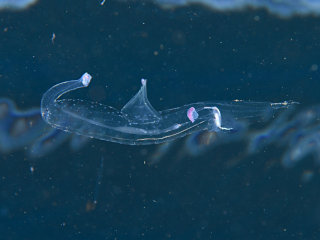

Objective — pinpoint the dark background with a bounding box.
[0,0,320,239]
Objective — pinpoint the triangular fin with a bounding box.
[121,79,161,124]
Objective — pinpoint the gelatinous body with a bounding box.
[41,73,295,145]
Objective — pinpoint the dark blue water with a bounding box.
[1,0,320,239]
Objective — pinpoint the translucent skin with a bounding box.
[41,73,295,145]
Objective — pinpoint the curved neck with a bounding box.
[41,72,91,121]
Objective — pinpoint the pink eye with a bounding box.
[187,107,199,123]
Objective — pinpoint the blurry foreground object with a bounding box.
[150,0,320,17]
[0,0,38,10]
[0,98,88,158]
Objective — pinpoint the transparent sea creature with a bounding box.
[41,73,294,145]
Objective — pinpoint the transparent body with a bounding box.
[41,73,295,145]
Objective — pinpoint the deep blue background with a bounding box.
[1,0,320,239]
